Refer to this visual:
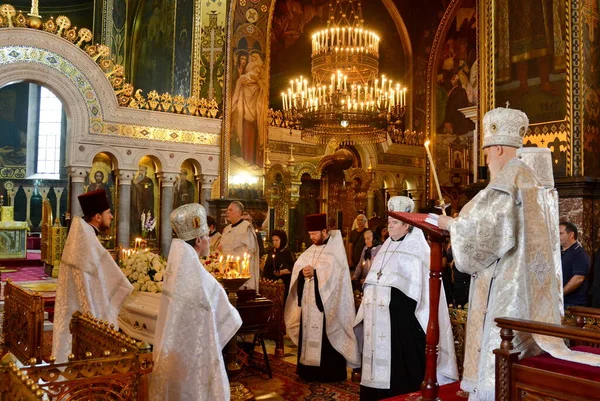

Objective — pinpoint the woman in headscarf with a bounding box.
[263,229,295,297]
[352,229,382,288]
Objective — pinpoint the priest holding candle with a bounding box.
[437,107,600,400]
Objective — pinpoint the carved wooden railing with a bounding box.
[259,278,286,357]
[20,311,152,401]
[1,280,44,364]
[0,358,43,401]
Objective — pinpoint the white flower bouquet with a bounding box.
[141,211,157,239]
[120,249,167,293]
[201,251,222,273]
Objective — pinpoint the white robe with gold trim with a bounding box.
[150,239,242,401]
[52,216,133,363]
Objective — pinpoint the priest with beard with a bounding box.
[284,213,360,382]
[355,196,458,400]
[150,203,242,401]
[52,190,133,363]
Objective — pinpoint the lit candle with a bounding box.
[424,140,446,216]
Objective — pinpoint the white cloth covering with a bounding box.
[284,230,360,368]
[220,220,260,290]
[355,228,458,389]
[150,239,242,401]
[52,216,133,363]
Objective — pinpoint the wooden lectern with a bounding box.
[391,212,450,401]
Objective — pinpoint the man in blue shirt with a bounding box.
[560,221,590,307]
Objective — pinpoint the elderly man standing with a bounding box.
[284,213,360,382]
[219,201,260,290]
[150,203,242,401]
[438,107,600,400]
[52,190,133,363]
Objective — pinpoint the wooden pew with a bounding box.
[1,280,44,364]
[494,317,600,401]
[7,311,153,401]
[259,278,286,357]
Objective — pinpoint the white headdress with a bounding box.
[482,107,529,149]
[170,203,209,241]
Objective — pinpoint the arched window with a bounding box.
[36,87,63,175]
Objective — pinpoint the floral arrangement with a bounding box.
[141,211,157,238]
[201,251,222,273]
[120,249,167,293]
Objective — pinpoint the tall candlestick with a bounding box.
[424,140,446,215]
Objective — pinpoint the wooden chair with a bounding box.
[10,311,153,401]
[259,278,286,357]
[1,280,44,364]
[494,317,600,401]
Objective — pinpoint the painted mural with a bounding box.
[131,0,175,95]
[494,0,567,123]
[85,152,117,247]
[583,0,600,177]
[173,160,197,209]
[130,156,159,246]
[230,0,271,170]
[173,0,195,96]
[0,83,28,179]
[194,0,227,102]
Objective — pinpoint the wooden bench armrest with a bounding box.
[495,317,600,344]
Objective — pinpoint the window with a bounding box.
[36,87,63,175]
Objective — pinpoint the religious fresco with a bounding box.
[193,0,227,102]
[130,156,159,246]
[173,160,197,209]
[100,0,127,66]
[432,0,477,186]
[0,82,28,179]
[494,0,567,124]
[85,152,117,248]
[582,0,600,177]
[228,0,271,172]
[131,0,175,95]
[173,0,195,96]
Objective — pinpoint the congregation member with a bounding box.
[150,203,242,401]
[52,190,133,363]
[438,107,600,400]
[559,221,590,307]
[263,229,295,296]
[284,213,360,382]
[351,229,382,288]
[207,215,221,252]
[219,201,260,290]
[349,214,368,271]
[356,196,457,400]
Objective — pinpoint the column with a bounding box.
[68,166,89,219]
[200,174,217,211]
[23,186,34,227]
[367,189,375,218]
[54,187,64,223]
[159,172,178,257]
[117,169,136,249]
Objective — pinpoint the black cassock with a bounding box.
[296,270,348,382]
[360,287,426,401]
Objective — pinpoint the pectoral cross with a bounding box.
[376,269,383,281]
[201,11,224,98]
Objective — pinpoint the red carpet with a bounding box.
[238,354,360,400]
[0,251,43,267]
[384,381,467,401]
[1,266,49,283]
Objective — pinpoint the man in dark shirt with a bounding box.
[560,221,590,307]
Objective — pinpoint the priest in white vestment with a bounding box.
[150,203,242,401]
[219,201,259,290]
[438,107,600,401]
[355,196,458,400]
[284,213,360,382]
[52,190,133,363]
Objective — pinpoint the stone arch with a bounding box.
[378,172,397,189]
[83,147,124,170]
[401,175,418,190]
[294,162,319,181]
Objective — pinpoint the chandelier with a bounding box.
[281,0,406,145]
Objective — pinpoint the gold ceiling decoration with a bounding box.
[281,0,406,145]
[0,3,220,118]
